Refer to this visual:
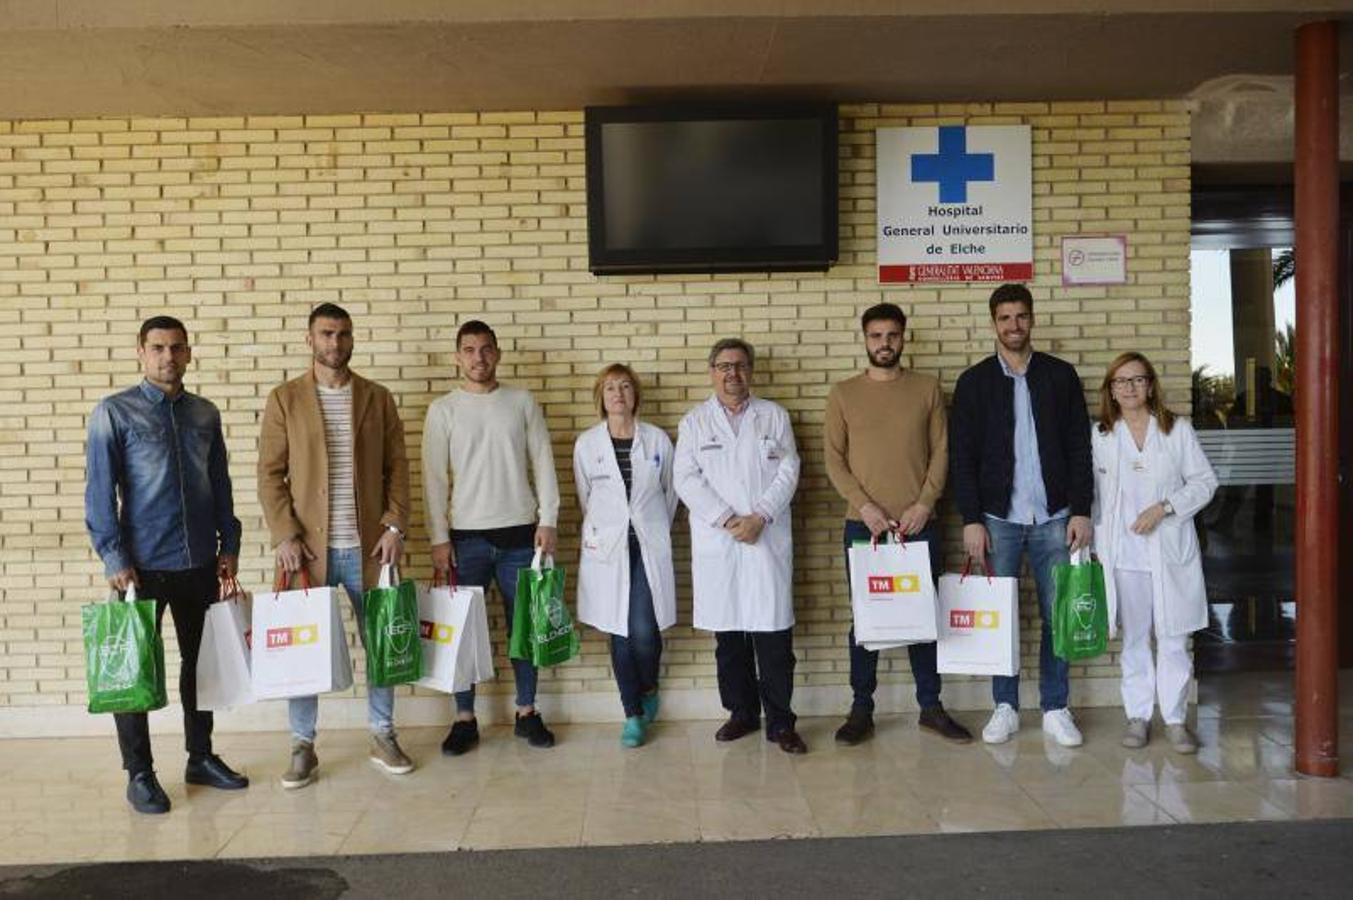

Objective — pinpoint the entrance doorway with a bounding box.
[1190,186,1296,673]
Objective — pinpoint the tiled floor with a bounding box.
[2,670,1351,865]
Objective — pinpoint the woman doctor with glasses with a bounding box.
[1090,352,1217,755]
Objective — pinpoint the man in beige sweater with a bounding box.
[825,303,972,746]
[422,319,561,754]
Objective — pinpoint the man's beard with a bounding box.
[867,348,900,369]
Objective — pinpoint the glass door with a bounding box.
[1190,246,1296,671]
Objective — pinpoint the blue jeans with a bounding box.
[844,520,943,713]
[985,515,1070,711]
[611,540,662,718]
[289,547,396,741]
[452,536,537,712]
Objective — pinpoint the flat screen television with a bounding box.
[585,104,839,275]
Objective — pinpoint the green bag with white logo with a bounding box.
[83,585,168,714]
[1052,550,1109,662]
[363,564,423,687]
[512,550,579,668]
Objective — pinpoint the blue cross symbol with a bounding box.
[910,126,994,204]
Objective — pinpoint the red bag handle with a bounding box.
[218,575,246,602]
[430,567,459,589]
[272,568,312,594]
[960,555,993,584]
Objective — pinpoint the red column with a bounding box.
[1294,20,1340,778]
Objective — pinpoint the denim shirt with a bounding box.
[994,353,1069,525]
[85,380,242,576]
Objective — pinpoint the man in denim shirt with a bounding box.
[950,284,1094,748]
[85,315,249,814]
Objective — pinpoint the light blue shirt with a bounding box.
[993,353,1068,525]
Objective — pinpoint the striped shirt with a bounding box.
[317,383,360,549]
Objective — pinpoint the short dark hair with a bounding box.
[456,319,497,349]
[308,302,351,327]
[988,283,1033,319]
[861,302,906,333]
[708,337,755,369]
[138,315,188,346]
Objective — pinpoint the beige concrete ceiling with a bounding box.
[0,1,1349,118]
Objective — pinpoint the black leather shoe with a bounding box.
[714,717,760,742]
[918,706,974,744]
[185,754,249,790]
[442,718,480,756]
[834,709,875,745]
[769,729,809,755]
[127,770,171,814]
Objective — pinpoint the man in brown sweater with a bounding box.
[825,302,972,745]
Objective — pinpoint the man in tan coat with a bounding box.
[258,302,412,787]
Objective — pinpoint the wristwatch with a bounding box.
[385,524,406,539]
[1160,500,1174,516]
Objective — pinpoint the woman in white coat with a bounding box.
[573,363,678,748]
[1091,352,1218,754]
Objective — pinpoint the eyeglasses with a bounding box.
[712,362,750,374]
[1111,375,1151,389]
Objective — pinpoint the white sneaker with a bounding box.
[1042,708,1084,747]
[982,703,1020,744]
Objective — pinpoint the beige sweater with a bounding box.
[824,370,948,520]
[421,385,560,543]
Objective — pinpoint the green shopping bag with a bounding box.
[1052,550,1109,661]
[363,564,424,687]
[508,584,532,662]
[511,550,580,668]
[82,584,168,714]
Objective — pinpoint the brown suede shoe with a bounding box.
[919,706,974,744]
[834,709,875,745]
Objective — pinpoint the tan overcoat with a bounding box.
[258,369,410,588]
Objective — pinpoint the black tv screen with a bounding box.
[585,105,838,275]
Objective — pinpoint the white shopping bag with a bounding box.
[251,573,354,700]
[936,562,1021,676]
[197,578,255,710]
[848,534,938,646]
[416,576,495,694]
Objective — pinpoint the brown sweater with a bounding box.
[824,370,948,520]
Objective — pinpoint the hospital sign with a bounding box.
[876,125,1032,283]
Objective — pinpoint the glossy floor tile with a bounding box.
[1,670,1351,864]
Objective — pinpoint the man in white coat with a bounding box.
[675,338,805,754]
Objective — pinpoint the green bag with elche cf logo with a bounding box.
[82,583,168,714]
[510,549,580,668]
[1052,548,1110,662]
[363,563,424,687]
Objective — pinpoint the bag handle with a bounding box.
[430,566,459,590]
[1070,546,1091,566]
[378,563,399,589]
[218,576,245,602]
[866,529,908,551]
[107,582,139,603]
[272,568,312,593]
[960,555,993,584]
[531,547,546,572]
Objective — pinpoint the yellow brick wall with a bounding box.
[0,102,1191,721]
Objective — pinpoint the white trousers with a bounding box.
[1115,568,1192,724]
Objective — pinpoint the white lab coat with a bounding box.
[1090,416,1218,639]
[674,395,801,632]
[572,421,679,636]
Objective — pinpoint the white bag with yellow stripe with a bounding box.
[250,572,354,700]
[935,561,1021,676]
[848,534,939,650]
[415,575,495,694]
